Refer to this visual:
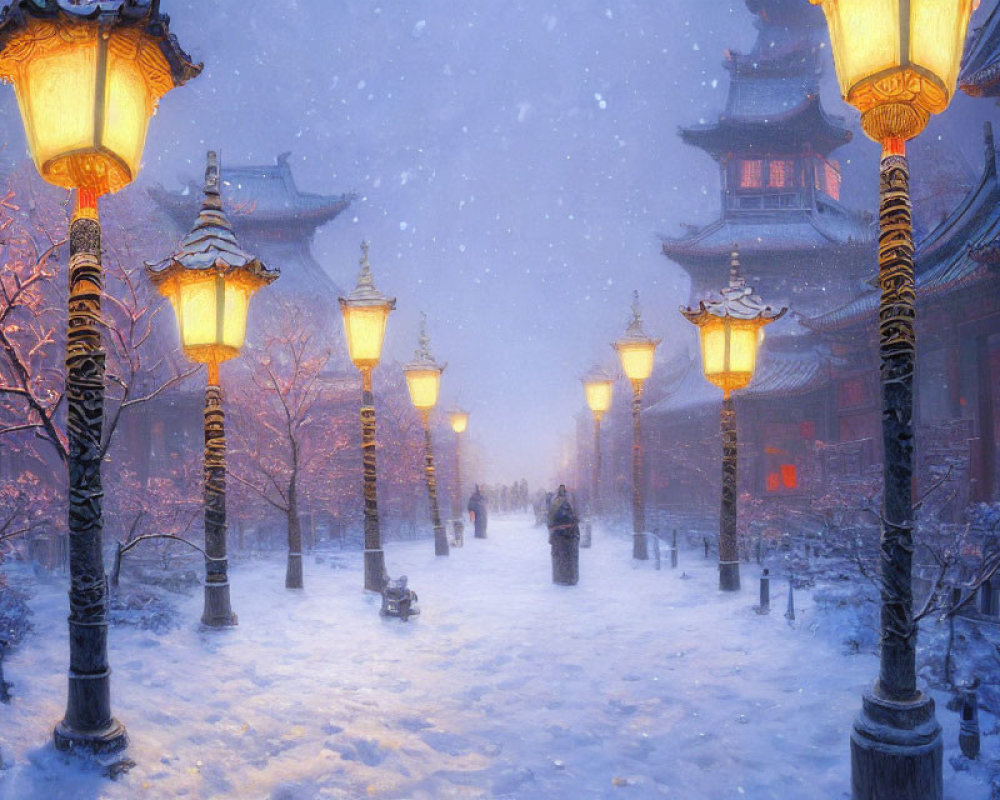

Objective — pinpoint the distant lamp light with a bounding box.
[404,314,445,413]
[613,291,660,384]
[449,409,469,434]
[581,365,614,421]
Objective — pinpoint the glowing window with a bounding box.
[739,160,763,189]
[824,160,841,201]
[768,160,794,188]
[766,472,780,492]
[780,464,797,489]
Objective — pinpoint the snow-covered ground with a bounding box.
[0,515,992,799]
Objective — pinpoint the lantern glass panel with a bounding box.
[343,305,390,368]
[405,368,441,411]
[821,0,898,95]
[177,274,217,350]
[584,381,613,415]
[617,342,655,382]
[700,319,726,378]
[18,42,98,172]
[728,324,759,376]
[222,281,252,352]
[910,0,972,92]
[104,47,151,181]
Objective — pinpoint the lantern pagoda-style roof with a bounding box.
[681,248,787,328]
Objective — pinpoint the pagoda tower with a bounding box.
[150,152,353,298]
[663,0,872,319]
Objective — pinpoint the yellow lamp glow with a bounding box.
[0,8,200,195]
[339,242,396,371]
[449,410,469,434]
[403,315,445,414]
[612,291,660,385]
[681,247,785,397]
[810,0,978,142]
[581,365,614,420]
[156,270,264,366]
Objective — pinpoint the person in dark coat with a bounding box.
[468,485,488,539]
[547,485,579,585]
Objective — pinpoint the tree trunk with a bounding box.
[286,480,303,589]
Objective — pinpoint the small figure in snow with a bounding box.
[468,485,489,539]
[547,485,579,586]
[381,575,419,621]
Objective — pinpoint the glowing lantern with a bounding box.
[0,1,202,195]
[147,152,278,372]
[581,365,614,421]
[681,247,785,397]
[449,410,469,434]
[339,242,396,371]
[404,315,445,413]
[613,291,660,385]
[810,0,979,143]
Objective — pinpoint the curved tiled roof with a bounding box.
[961,1,1000,98]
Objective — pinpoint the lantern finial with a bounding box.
[359,240,374,285]
[415,311,432,361]
[730,244,741,288]
[203,151,222,212]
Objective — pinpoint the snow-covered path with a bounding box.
[0,516,984,799]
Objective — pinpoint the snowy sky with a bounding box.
[48,1,1000,487]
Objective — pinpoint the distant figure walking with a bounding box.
[468,485,488,539]
[547,485,579,585]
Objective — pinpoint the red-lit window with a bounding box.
[838,376,869,409]
[766,472,780,492]
[768,159,794,188]
[739,160,763,188]
[800,421,815,439]
[780,464,798,489]
[824,160,841,201]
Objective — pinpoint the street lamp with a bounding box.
[448,409,469,543]
[0,0,200,755]
[810,2,978,797]
[403,315,448,557]
[681,247,785,592]
[339,241,395,591]
[581,365,613,519]
[147,151,278,627]
[612,291,659,560]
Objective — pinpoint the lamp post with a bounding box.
[0,0,200,755]
[338,242,395,592]
[403,316,448,557]
[681,247,785,592]
[448,409,469,543]
[581,365,613,519]
[810,2,978,797]
[147,151,278,627]
[612,292,659,560]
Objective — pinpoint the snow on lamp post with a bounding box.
[581,365,613,519]
[681,247,785,593]
[448,409,469,542]
[810,1,978,796]
[147,151,279,624]
[0,0,200,755]
[404,315,449,557]
[612,291,659,561]
[339,242,396,592]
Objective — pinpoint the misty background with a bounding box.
[25,0,998,487]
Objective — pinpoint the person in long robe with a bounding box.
[467,485,488,539]
[547,485,579,585]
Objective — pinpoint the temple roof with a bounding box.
[803,124,1000,334]
[148,152,353,233]
[681,94,851,160]
[960,0,1000,98]
[662,199,873,261]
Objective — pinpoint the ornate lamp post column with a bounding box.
[448,409,469,544]
[681,247,785,592]
[339,242,396,592]
[612,292,659,560]
[581,365,614,519]
[147,151,278,627]
[0,0,200,754]
[404,316,448,557]
[810,2,978,797]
